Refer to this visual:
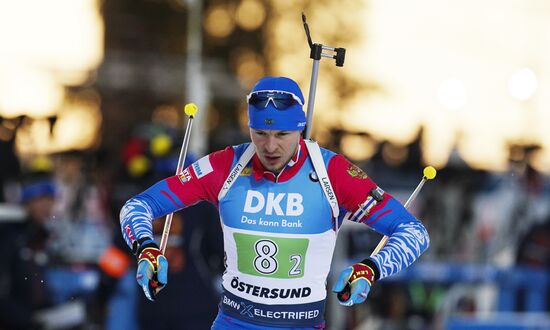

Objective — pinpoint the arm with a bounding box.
[119,147,234,252]
[356,198,430,279]
[328,155,430,305]
[119,147,233,300]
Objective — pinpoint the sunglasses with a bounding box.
[247,90,303,110]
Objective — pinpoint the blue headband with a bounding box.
[247,77,306,131]
[21,180,55,203]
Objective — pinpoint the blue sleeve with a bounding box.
[366,197,430,279]
[119,180,187,250]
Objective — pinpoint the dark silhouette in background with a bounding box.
[0,172,54,330]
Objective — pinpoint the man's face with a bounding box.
[26,195,54,224]
[250,129,301,174]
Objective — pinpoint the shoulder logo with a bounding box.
[192,155,213,179]
[347,164,368,179]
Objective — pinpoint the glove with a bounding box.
[135,238,168,301]
[332,259,379,306]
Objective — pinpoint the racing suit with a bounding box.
[120,138,430,328]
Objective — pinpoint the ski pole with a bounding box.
[302,13,346,140]
[370,165,437,255]
[159,103,198,254]
[337,166,437,302]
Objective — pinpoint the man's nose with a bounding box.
[265,136,277,152]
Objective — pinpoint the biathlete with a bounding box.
[120,76,430,329]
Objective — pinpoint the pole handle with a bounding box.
[302,12,313,48]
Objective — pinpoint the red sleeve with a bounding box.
[327,154,391,218]
[164,146,234,206]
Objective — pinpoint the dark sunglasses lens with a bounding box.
[271,96,294,108]
[248,93,296,109]
[249,94,269,108]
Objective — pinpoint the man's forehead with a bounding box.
[251,128,293,134]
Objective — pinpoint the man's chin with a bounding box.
[265,165,283,174]
[262,161,284,174]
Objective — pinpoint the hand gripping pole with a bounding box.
[337,166,437,302]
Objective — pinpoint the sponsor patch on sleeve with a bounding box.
[178,168,192,183]
[192,155,213,179]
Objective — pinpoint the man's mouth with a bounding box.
[264,155,280,163]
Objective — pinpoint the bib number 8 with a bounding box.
[254,240,278,274]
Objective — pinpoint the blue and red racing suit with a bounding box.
[120,138,430,329]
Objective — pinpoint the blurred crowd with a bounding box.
[0,122,224,330]
[1,122,549,330]
[330,141,550,330]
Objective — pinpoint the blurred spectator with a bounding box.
[42,150,114,327]
[46,150,113,266]
[469,145,550,266]
[516,218,550,269]
[515,216,550,312]
[0,171,55,329]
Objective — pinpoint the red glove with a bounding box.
[333,259,378,306]
[135,239,168,301]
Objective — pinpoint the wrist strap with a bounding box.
[132,237,157,256]
[360,258,380,284]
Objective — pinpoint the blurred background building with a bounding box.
[1,0,550,329]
